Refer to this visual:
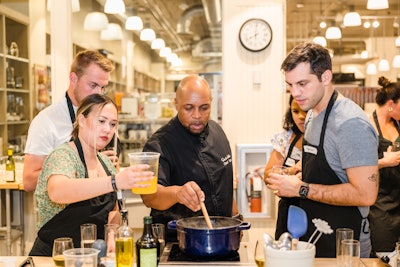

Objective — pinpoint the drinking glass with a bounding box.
[81,223,97,248]
[152,223,165,253]
[104,223,119,256]
[271,165,288,175]
[254,239,265,267]
[341,239,360,267]
[336,228,354,267]
[53,237,74,267]
[129,152,160,194]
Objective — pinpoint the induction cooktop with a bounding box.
[159,242,255,266]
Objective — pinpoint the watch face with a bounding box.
[239,18,272,52]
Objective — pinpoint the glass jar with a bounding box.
[144,94,161,120]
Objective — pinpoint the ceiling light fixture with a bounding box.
[367,63,377,75]
[125,16,143,31]
[312,35,327,47]
[319,21,327,28]
[367,0,389,10]
[325,22,342,39]
[393,55,400,68]
[343,5,361,27]
[159,47,171,57]
[100,23,123,40]
[372,20,380,28]
[151,38,165,50]
[364,21,371,28]
[104,0,125,14]
[378,59,390,71]
[140,24,156,41]
[83,12,109,31]
[361,50,369,59]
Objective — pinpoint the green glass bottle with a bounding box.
[136,216,159,267]
[115,210,134,267]
[5,149,15,182]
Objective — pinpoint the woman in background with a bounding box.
[368,76,400,254]
[264,95,306,239]
[30,94,153,256]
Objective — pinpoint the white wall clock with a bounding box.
[239,18,273,52]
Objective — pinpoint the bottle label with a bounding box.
[139,248,157,267]
[4,170,15,182]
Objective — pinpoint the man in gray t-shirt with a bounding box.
[266,42,379,258]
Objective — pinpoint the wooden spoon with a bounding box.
[200,201,213,229]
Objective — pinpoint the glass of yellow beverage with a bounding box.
[53,237,74,267]
[254,239,265,267]
[129,152,160,194]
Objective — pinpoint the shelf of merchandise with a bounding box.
[0,8,31,156]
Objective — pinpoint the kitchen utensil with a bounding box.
[306,218,333,249]
[277,232,293,250]
[168,216,251,257]
[200,201,213,229]
[287,205,308,250]
[263,233,274,248]
[63,248,100,267]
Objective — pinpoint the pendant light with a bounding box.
[151,38,165,50]
[104,0,125,14]
[312,35,327,47]
[125,16,143,31]
[393,55,400,68]
[100,23,123,40]
[159,47,171,57]
[343,5,361,27]
[140,23,156,41]
[83,12,109,31]
[367,0,389,10]
[367,63,378,75]
[325,21,342,39]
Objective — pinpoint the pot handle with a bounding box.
[167,220,177,230]
[238,222,251,231]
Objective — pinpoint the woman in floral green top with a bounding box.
[30,94,153,256]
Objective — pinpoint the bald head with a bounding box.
[176,75,212,101]
[175,75,212,134]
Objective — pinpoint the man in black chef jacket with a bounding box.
[140,74,239,242]
[265,42,379,258]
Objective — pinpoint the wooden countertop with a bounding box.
[0,181,24,190]
[0,256,390,267]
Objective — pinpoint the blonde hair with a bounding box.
[70,50,115,78]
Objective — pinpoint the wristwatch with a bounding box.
[299,182,310,199]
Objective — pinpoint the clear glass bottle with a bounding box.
[115,210,134,267]
[136,216,159,267]
[5,149,15,182]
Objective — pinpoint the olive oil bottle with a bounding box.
[115,210,134,267]
[5,149,15,182]
[136,216,159,267]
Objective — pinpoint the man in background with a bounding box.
[140,74,239,242]
[23,50,116,192]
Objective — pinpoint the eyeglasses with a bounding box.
[87,81,108,95]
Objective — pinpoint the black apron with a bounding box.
[301,91,362,258]
[369,111,400,252]
[275,133,302,239]
[30,138,117,256]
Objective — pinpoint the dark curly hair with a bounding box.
[375,76,400,106]
[282,95,302,135]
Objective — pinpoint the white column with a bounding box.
[49,0,73,102]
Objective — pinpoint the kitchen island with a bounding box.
[0,256,391,267]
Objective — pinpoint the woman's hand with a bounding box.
[115,164,154,190]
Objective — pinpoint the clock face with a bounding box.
[239,18,272,52]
